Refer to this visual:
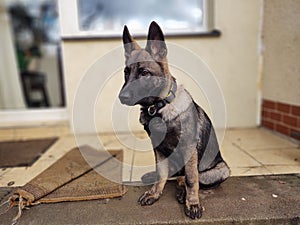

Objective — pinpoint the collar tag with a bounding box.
[146,80,177,117]
[148,105,157,116]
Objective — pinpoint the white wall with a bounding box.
[62,0,262,133]
[262,0,300,105]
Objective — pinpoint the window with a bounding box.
[58,0,215,38]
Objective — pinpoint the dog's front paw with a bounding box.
[184,203,202,219]
[138,191,160,206]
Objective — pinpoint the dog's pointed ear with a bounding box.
[123,25,141,59]
[145,21,167,61]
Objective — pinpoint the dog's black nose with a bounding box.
[119,90,133,105]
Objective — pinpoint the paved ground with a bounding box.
[0,174,299,225]
[1,127,300,187]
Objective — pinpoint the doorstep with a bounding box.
[0,174,299,225]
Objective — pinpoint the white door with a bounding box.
[0,0,68,127]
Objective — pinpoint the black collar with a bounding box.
[146,80,177,117]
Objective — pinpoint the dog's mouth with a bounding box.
[119,93,155,107]
[119,77,169,106]
[119,96,136,106]
[119,86,158,106]
[118,90,138,106]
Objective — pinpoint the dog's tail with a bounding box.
[199,161,230,189]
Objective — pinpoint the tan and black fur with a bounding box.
[119,21,230,219]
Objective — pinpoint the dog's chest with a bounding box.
[140,109,181,156]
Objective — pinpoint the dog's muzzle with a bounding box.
[119,88,136,106]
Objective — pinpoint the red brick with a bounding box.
[277,102,291,113]
[291,105,300,116]
[262,99,276,110]
[283,115,298,127]
[262,110,270,119]
[290,129,300,141]
[269,112,282,121]
[275,124,290,136]
[291,127,300,133]
[262,119,274,130]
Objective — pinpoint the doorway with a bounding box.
[0,0,67,126]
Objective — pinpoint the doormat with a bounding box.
[0,138,58,168]
[3,146,127,224]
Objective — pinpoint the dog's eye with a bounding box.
[139,68,151,77]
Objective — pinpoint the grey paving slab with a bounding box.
[0,175,299,225]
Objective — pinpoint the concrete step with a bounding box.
[0,174,299,225]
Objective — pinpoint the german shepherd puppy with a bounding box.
[119,21,230,219]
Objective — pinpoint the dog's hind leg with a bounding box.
[176,176,186,204]
[184,150,202,219]
[199,161,230,189]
